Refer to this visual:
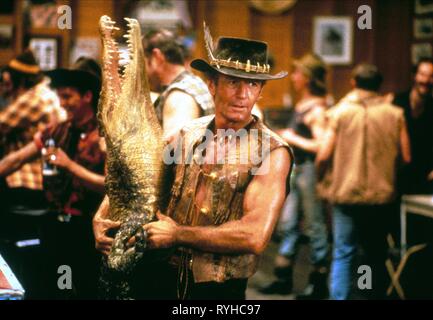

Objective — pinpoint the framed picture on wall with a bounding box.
[313,16,353,65]
[411,43,432,65]
[29,37,58,70]
[28,1,58,28]
[415,0,433,14]
[0,24,13,49]
[414,18,433,39]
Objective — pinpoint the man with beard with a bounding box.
[393,58,433,195]
[392,58,433,299]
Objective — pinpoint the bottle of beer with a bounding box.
[42,138,58,176]
[41,138,70,222]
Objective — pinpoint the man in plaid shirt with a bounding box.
[0,49,65,299]
[0,57,105,299]
[0,49,65,193]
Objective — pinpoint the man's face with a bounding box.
[209,74,264,124]
[290,67,309,93]
[414,62,433,97]
[145,52,162,93]
[56,87,92,125]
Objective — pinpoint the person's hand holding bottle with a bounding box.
[48,148,72,171]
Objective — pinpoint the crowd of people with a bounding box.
[0,24,432,300]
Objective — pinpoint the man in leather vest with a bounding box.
[316,64,411,299]
[94,31,294,300]
[146,33,295,299]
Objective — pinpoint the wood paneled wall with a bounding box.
[73,0,114,38]
[250,8,293,108]
[374,0,413,94]
[69,0,418,108]
[190,0,417,108]
[192,0,294,108]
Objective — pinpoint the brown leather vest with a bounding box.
[166,115,293,283]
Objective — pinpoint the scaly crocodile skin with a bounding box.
[98,15,167,298]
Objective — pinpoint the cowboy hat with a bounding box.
[191,24,287,81]
[45,57,101,99]
[8,49,41,75]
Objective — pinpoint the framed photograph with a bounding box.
[128,0,191,31]
[415,0,433,14]
[313,16,353,65]
[29,2,58,28]
[29,37,58,70]
[0,24,13,49]
[411,43,432,65]
[414,18,433,39]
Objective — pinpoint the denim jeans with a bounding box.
[277,160,329,265]
[330,204,391,300]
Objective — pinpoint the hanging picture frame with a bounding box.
[411,43,433,65]
[414,18,433,39]
[29,37,58,70]
[0,24,13,49]
[313,16,353,65]
[415,0,433,15]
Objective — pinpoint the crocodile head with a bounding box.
[98,15,158,142]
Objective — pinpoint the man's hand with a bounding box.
[49,148,106,194]
[428,170,433,181]
[0,142,39,177]
[278,129,298,147]
[93,212,121,256]
[49,148,72,170]
[143,212,179,249]
[277,128,296,143]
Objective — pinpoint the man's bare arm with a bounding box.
[279,129,320,153]
[66,160,106,194]
[315,126,336,178]
[144,147,291,255]
[162,90,200,143]
[278,108,326,154]
[0,142,39,177]
[400,117,411,164]
[49,148,105,194]
[49,137,106,194]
